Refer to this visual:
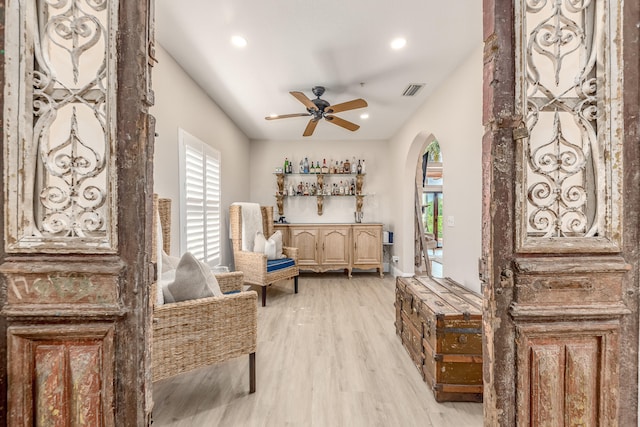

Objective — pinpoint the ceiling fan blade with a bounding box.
[325,115,360,132]
[303,119,319,136]
[325,98,368,114]
[290,91,318,111]
[265,113,311,120]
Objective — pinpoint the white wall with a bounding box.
[389,44,484,293]
[249,140,392,226]
[151,44,250,266]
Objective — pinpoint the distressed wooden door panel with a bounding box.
[482,0,639,425]
[1,0,155,424]
[516,322,619,426]
[8,324,115,426]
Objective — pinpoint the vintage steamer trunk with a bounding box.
[395,276,483,402]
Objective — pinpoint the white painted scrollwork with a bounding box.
[516,0,622,248]
[4,0,118,251]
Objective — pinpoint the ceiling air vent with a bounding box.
[402,84,425,97]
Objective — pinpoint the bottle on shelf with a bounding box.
[350,178,355,195]
[357,159,362,174]
[339,180,345,195]
[339,160,344,174]
[351,156,357,173]
[303,157,309,174]
[299,160,303,174]
[287,158,293,174]
[344,158,351,174]
[316,161,321,174]
[321,159,328,174]
[284,157,289,174]
[361,159,366,174]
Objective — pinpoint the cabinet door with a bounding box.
[290,227,319,266]
[320,227,350,266]
[353,225,382,265]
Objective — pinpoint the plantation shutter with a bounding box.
[180,130,221,266]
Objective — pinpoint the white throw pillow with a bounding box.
[268,230,284,259]
[253,231,266,253]
[157,269,176,306]
[264,239,277,260]
[163,252,223,303]
[162,250,180,273]
[253,230,284,260]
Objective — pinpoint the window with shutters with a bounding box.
[179,129,221,266]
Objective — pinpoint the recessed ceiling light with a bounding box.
[390,37,407,50]
[231,35,247,48]
[360,113,369,120]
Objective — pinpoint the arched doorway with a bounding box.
[415,138,444,277]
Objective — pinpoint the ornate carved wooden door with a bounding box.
[482,0,639,425]
[1,0,155,424]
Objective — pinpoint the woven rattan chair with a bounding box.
[152,197,258,393]
[229,204,299,307]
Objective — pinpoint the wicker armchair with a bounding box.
[152,197,257,393]
[229,204,299,307]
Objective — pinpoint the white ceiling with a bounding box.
[156,1,482,141]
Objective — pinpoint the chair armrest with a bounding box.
[214,271,244,294]
[282,246,298,263]
[234,250,267,285]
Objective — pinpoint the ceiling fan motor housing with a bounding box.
[311,97,330,114]
[311,86,326,97]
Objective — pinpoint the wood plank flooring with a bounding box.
[152,273,483,426]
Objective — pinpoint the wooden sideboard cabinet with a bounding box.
[274,223,383,277]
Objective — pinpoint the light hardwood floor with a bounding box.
[152,273,483,427]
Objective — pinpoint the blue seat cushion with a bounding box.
[267,258,295,272]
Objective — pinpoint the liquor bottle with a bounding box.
[339,161,344,174]
[316,161,321,174]
[339,180,345,195]
[309,161,315,174]
[357,159,362,174]
[321,159,328,174]
[299,160,303,174]
[284,157,289,174]
[287,158,292,174]
[303,157,309,174]
[361,159,366,174]
[344,158,350,174]
[351,156,357,173]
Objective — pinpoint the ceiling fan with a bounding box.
[265,86,368,137]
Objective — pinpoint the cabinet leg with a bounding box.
[261,287,267,307]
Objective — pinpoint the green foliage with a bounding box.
[426,140,441,162]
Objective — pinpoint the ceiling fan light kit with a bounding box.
[265,86,368,136]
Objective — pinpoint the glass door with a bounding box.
[422,192,443,247]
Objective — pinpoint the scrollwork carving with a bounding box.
[520,0,603,239]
